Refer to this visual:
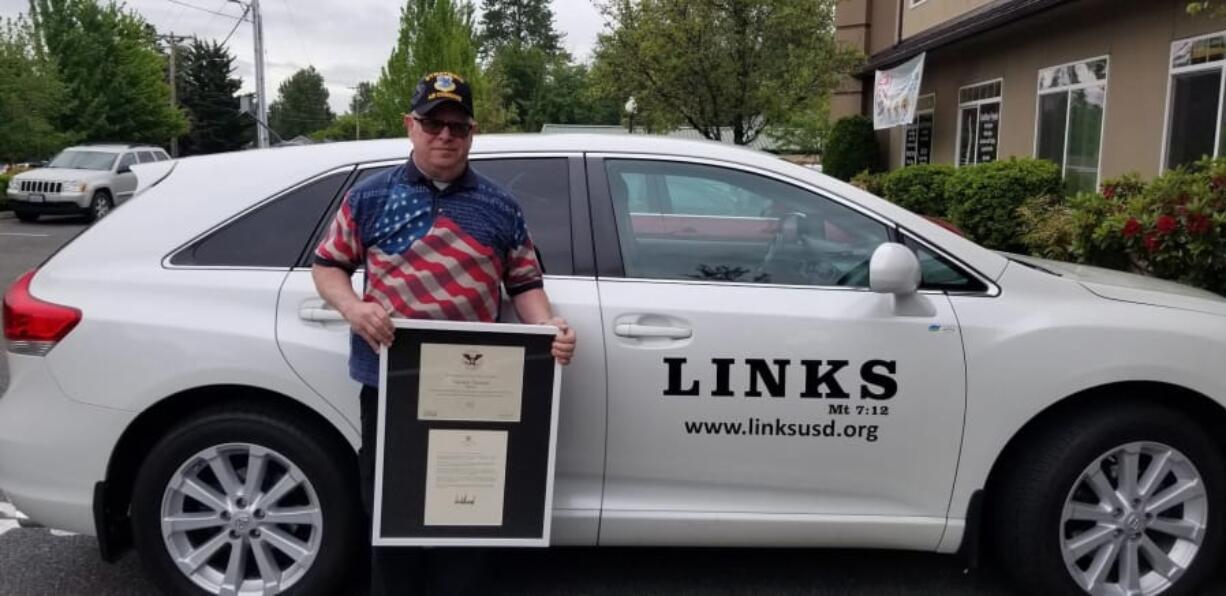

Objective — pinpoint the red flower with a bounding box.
[1143,233,1162,253]
[1122,218,1143,238]
[1187,213,1213,235]
[1102,185,1117,199]
[1156,215,1178,235]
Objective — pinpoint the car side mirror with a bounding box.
[869,243,921,295]
[118,165,132,174]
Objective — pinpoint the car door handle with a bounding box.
[298,304,346,323]
[614,323,693,339]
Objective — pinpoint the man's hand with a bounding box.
[342,301,395,353]
[545,317,576,365]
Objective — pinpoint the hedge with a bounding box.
[823,116,880,182]
[881,163,955,218]
[1020,159,1226,295]
[944,158,1063,252]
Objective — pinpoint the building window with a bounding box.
[903,94,935,166]
[957,79,1002,166]
[1035,57,1108,194]
[1166,32,1226,170]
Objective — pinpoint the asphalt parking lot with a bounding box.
[0,212,1221,595]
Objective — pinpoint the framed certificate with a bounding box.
[372,319,562,547]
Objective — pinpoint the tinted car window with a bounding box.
[607,159,890,287]
[171,171,350,268]
[117,153,138,172]
[137,151,157,163]
[302,159,574,276]
[471,158,572,275]
[901,235,987,292]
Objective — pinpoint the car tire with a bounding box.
[86,190,112,222]
[15,211,38,223]
[130,405,362,596]
[991,402,1225,596]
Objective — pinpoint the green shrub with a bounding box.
[1019,160,1226,295]
[881,164,955,217]
[0,174,9,211]
[822,116,880,182]
[850,169,885,196]
[944,158,1063,251]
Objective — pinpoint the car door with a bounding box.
[113,152,139,202]
[274,154,607,545]
[590,155,970,549]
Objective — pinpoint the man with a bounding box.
[311,71,576,595]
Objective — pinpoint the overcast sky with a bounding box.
[0,0,605,114]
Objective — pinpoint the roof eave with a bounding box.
[856,0,1075,77]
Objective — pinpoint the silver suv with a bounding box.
[5,144,171,223]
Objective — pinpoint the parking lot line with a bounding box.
[0,233,51,238]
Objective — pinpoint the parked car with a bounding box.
[4,144,171,223]
[1,135,1225,596]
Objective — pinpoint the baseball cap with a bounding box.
[410,72,474,117]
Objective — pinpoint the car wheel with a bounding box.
[15,211,38,223]
[991,403,1225,596]
[131,406,362,596]
[87,190,113,222]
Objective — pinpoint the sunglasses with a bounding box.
[413,117,473,138]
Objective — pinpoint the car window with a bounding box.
[116,153,138,172]
[137,151,157,163]
[471,158,572,276]
[901,235,987,292]
[664,176,771,217]
[48,150,116,171]
[607,159,891,287]
[171,170,350,268]
[304,159,574,276]
[155,151,170,162]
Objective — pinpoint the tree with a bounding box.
[1188,1,1226,16]
[311,113,361,142]
[371,0,509,136]
[0,16,71,163]
[350,81,375,115]
[31,0,188,145]
[591,0,861,145]
[479,0,561,55]
[177,40,247,155]
[268,66,335,140]
[535,61,621,127]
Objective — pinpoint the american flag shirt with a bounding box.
[314,158,544,387]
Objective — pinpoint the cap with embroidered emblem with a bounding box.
[410,72,474,117]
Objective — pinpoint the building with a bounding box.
[834,0,1226,192]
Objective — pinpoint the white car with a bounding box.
[5,144,171,223]
[1,135,1224,596]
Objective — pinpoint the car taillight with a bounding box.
[3,269,81,356]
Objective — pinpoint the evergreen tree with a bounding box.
[479,0,561,55]
[268,66,335,140]
[178,39,247,155]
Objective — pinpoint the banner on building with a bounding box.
[873,53,926,130]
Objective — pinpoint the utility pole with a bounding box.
[252,0,269,148]
[160,33,193,157]
[229,0,269,148]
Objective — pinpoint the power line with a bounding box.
[221,3,251,45]
[165,0,249,22]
